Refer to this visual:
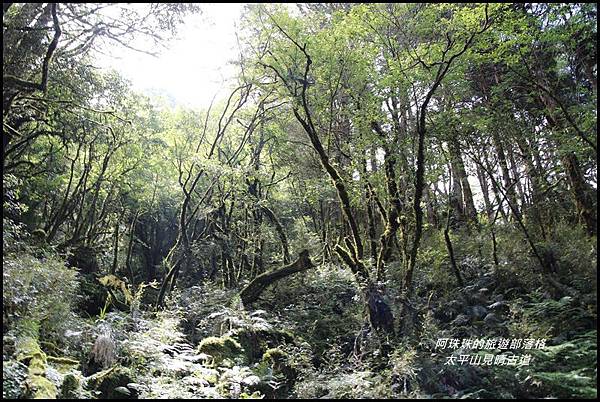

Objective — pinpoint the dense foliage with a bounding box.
[2,3,597,399]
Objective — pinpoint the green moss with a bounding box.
[262,347,287,364]
[240,390,264,399]
[15,336,58,399]
[16,336,46,365]
[197,336,244,366]
[47,356,80,374]
[193,368,219,384]
[262,346,296,378]
[28,375,58,399]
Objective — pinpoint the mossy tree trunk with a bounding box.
[239,250,315,306]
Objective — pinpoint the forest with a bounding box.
[2,3,597,399]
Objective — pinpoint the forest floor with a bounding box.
[3,236,597,399]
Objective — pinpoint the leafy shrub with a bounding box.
[3,251,79,340]
[3,174,29,254]
[545,222,597,291]
[2,217,28,255]
[416,234,454,291]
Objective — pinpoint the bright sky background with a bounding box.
[99,3,245,109]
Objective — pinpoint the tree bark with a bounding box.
[539,93,596,236]
[562,153,597,236]
[476,163,493,222]
[125,210,139,286]
[449,138,478,225]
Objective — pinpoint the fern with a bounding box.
[518,330,597,398]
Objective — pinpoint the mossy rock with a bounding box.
[16,336,58,399]
[78,274,109,316]
[193,367,219,385]
[67,246,99,274]
[253,347,298,399]
[27,373,58,399]
[85,366,134,399]
[47,356,80,374]
[262,347,288,366]
[60,373,81,399]
[262,347,297,383]
[197,336,245,366]
[16,336,46,366]
[234,328,295,363]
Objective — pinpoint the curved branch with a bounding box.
[239,250,314,305]
[4,3,62,94]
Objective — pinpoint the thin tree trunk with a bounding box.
[476,162,493,221]
[424,185,438,228]
[261,205,290,264]
[562,152,597,236]
[111,220,119,275]
[444,206,464,287]
[125,210,139,286]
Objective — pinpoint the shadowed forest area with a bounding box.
[2,3,597,399]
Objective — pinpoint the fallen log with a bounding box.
[239,250,314,306]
